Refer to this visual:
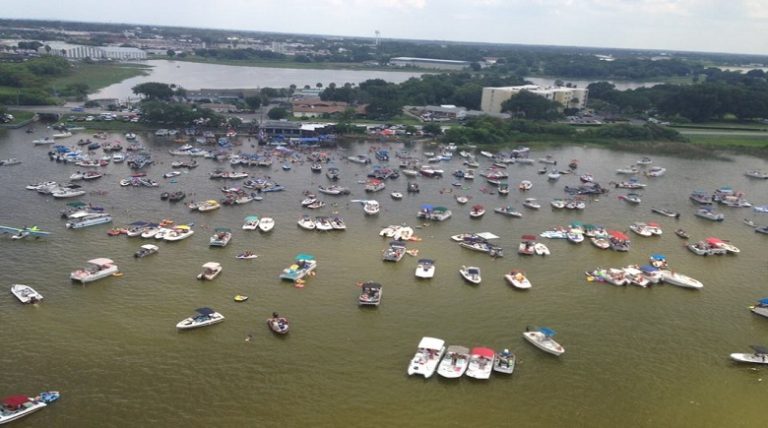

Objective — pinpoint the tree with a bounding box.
[316,82,323,88]
[228,117,242,128]
[267,107,289,120]
[167,49,176,57]
[501,91,563,120]
[470,62,482,72]
[132,82,175,100]
[404,125,417,135]
[244,96,262,110]
[422,123,443,135]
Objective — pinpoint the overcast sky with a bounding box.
[4,0,767,55]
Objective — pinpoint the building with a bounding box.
[291,98,366,118]
[39,42,146,61]
[480,85,589,114]
[405,105,467,122]
[389,57,470,71]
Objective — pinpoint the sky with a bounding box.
[3,0,767,55]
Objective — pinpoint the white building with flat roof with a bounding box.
[39,42,146,61]
[481,85,588,114]
[389,57,470,71]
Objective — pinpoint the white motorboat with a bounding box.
[358,281,382,306]
[66,213,112,229]
[10,284,43,304]
[730,346,768,364]
[134,244,159,258]
[745,170,768,179]
[494,206,522,218]
[330,217,346,230]
[363,200,380,215]
[197,200,221,212]
[523,198,541,209]
[695,208,724,221]
[209,228,233,247]
[391,192,403,200]
[590,236,611,249]
[616,165,640,175]
[258,217,275,232]
[297,215,316,230]
[163,225,194,241]
[505,270,531,289]
[659,270,703,289]
[459,265,481,285]
[407,336,446,378]
[533,243,551,256]
[52,188,86,199]
[629,222,653,237]
[25,181,57,191]
[623,266,650,288]
[418,205,452,221]
[33,137,55,145]
[437,345,470,379]
[70,258,118,283]
[455,195,469,204]
[645,166,666,177]
[523,327,565,356]
[750,298,768,319]
[415,259,435,279]
[314,216,334,232]
[465,347,495,380]
[197,262,222,280]
[0,394,49,425]
[469,204,485,218]
[279,254,317,282]
[550,198,566,209]
[493,349,516,374]
[242,215,260,230]
[176,307,225,330]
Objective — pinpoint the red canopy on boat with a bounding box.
[471,204,484,210]
[608,230,629,240]
[521,235,537,241]
[2,395,30,408]
[471,347,495,359]
[705,237,723,244]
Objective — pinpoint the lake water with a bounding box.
[91,60,426,102]
[1,128,768,427]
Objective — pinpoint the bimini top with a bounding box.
[195,307,216,316]
[87,258,114,266]
[417,336,445,350]
[202,262,221,270]
[295,253,315,261]
[751,345,768,355]
[470,347,495,359]
[244,215,259,222]
[608,230,629,241]
[362,282,382,291]
[445,345,469,355]
[418,259,434,265]
[650,253,667,261]
[538,327,557,337]
[1,395,31,408]
[521,235,537,241]
[639,265,659,273]
[757,298,768,305]
[705,237,723,245]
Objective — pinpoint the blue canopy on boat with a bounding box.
[420,204,434,211]
[539,327,556,337]
[195,307,215,316]
[639,265,659,273]
[758,298,768,305]
[295,253,315,261]
[650,253,667,261]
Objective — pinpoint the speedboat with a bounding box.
[197,200,221,212]
[70,258,118,283]
[629,222,653,237]
[494,206,522,218]
[176,307,225,330]
[10,284,43,304]
[437,345,470,379]
[279,254,316,282]
[523,327,565,356]
[695,208,724,222]
[258,217,275,232]
[659,270,703,289]
[534,243,550,255]
[242,215,261,230]
[730,345,768,364]
[358,281,382,306]
[750,298,768,319]
[618,193,642,204]
[745,170,768,179]
[330,217,346,230]
[469,204,485,218]
[66,213,112,229]
[550,198,566,209]
[391,192,403,200]
[459,265,481,285]
[267,315,290,335]
[407,337,446,378]
[415,259,435,279]
[134,244,159,258]
[363,200,380,215]
[314,216,333,232]
[164,225,194,241]
[382,242,407,262]
[465,347,495,380]
[197,262,222,280]
[297,215,316,230]
[493,349,516,374]
[236,251,258,260]
[318,185,351,196]
[209,228,232,247]
[519,180,533,191]
[505,270,531,289]
[645,166,666,177]
[523,198,541,209]
[651,207,680,218]
[0,394,50,425]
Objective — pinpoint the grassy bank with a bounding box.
[49,63,151,94]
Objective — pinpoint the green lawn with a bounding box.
[49,63,151,94]
[684,133,768,148]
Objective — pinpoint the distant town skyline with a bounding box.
[4,0,767,56]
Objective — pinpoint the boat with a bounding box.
[689,191,713,205]
[209,228,233,247]
[70,258,119,283]
[547,171,561,181]
[659,270,703,289]
[52,188,86,199]
[493,349,516,374]
[407,336,446,378]
[523,327,565,356]
[674,228,690,239]
[518,235,536,255]
[695,207,724,222]
[608,230,631,252]
[465,347,495,380]
[10,284,43,304]
[197,200,221,212]
[616,165,639,175]
[618,193,642,204]
[52,131,72,139]
[318,185,350,196]
[651,207,680,218]
[459,265,482,285]
[415,259,436,279]
[704,237,740,254]
[358,281,382,306]
[494,206,522,218]
[629,222,653,237]
[279,253,317,282]
[437,345,470,379]
[363,200,380,215]
[730,345,768,364]
[550,198,566,209]
[164,225,194,241]
[645,166,666,177]
[125,132,137,140]
[750,298,768,319]
[197,262,223,281]
[637,156,653,165]
[534,242,551,255]
[233,295,249,302]
[590,236,611,249]
[523,198,541,209]
[33,137,55,145]
[325,167,341,181]
[242,215,261,230]
[455,195,469,204]
[407,182,420,193]
[330,217,346,230]
[390,191,403,200]
[134,244,159,258]
[267,313,290,335]
[469,204,485,219]
[297,215,316,230]
[314,216,333,231]
[176,307,225,330]
[505,270,531,289]
[364,179,386,193]
[236,251,258,260]
[383,242,407,262]
[348,154,371,164]
[623,266,650,288]
[258,217,275,232]
[745,170,768,179]
[0,394,49,425]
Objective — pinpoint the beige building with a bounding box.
[481,85,588,114]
